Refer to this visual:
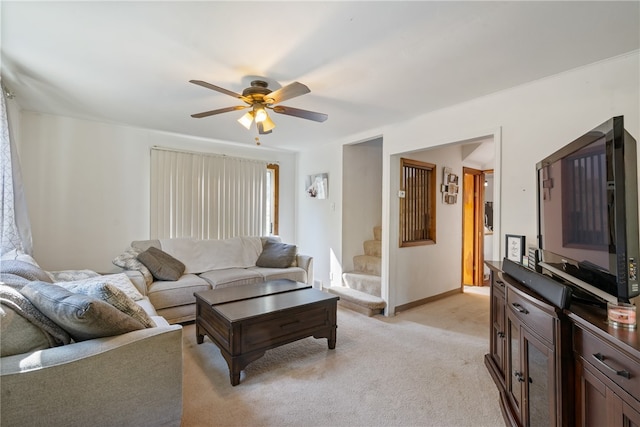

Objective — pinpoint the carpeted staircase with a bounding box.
[327,226,386,316]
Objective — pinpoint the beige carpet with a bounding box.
[180,288,503,427]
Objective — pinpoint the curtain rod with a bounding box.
[151,146,278,165]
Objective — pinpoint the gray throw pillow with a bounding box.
[136,247,186,281]
[20,282,145,342]
[59,281,155,328]
[256,240,298,268]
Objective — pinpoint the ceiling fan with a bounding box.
[189,79,328,135]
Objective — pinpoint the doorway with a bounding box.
[462,167,486,286]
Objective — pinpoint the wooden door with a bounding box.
[462,167,485,285]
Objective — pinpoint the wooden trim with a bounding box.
[393,288,461,314]
[399,157,436,247]
[462,167,485,286]
[267,163,279,235]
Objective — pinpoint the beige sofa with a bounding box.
[115,236,314,324]
[0,255,183,427]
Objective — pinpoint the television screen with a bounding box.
[536,116,639,303]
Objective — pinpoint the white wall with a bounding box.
[296,140,344,288]
[342,138,382,276]
[389,144,465,307]
[15,112,298,272]
[297,51,639,314]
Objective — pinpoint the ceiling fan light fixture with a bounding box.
[254,106,268,123]
[261,114,276,132]
[238,110,255,129]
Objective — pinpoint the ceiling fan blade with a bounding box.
[257,122,273,135]
[191,105,247,118]
[272,105,328,122]
[264,82,310,104]
[189,80,251,102]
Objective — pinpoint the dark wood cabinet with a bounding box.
[484,261,640,426]
[570,305,640,426]
[488,272,507,386]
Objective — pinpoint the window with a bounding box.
[399,158,436,247]
[150,147,276,240]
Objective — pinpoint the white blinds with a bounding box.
[150,147,268,240]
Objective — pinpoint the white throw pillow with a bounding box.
[57,273,144,301]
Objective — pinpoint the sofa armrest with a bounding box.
[1,325,183,427]
[123,269,148,296]
[296,254,314,285]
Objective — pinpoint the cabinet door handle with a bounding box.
[497,331,505,338]
[496,280,505,288]
[514,371,525,382]
[592,353,632,379]
[512,303,529,314]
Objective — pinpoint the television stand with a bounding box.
[485,260,640,427]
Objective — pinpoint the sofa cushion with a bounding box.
[137,247,186,282]
[20,282,145,342]
[58,280,155,328]
[250,266,307,284]
[147,274,211,310]
[135,297,159,317]
[131,239,161,252]
[198,268,263,289]
[256,240,298,268]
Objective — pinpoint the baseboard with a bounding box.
[394,288,461,314]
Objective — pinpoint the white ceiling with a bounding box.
[2,1,639,152]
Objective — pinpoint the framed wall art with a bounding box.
[441,167,459,204]
[306,173,328,199]
[505,234,526,263]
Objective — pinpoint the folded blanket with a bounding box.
[159,236,263,274]
[0,260,53,283]
[0,284,70,347]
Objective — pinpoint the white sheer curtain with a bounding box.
[150,147,268,240]
[1,81,32,255]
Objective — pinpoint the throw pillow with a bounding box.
[57,280,155,328]
[0,284,70,353]
[0,303,51,357]
[136,247,186,281]
[58,273,145,301]
[256,240,298,268]
[20,282,145,342]
[112,247,154,285]
[48,269,101,282]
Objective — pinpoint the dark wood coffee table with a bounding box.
[194,279,339,386]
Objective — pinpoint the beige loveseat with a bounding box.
[0,254,183,427]
[114,236,313,324]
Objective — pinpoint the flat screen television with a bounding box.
[536,116,639,304]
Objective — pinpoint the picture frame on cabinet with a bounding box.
[505,234,526,263]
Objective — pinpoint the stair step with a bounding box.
[363,239,381,257]
[353,255,381,276]
[342,272,381,296]
[373,226,382,241]
[327,286,386,316]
